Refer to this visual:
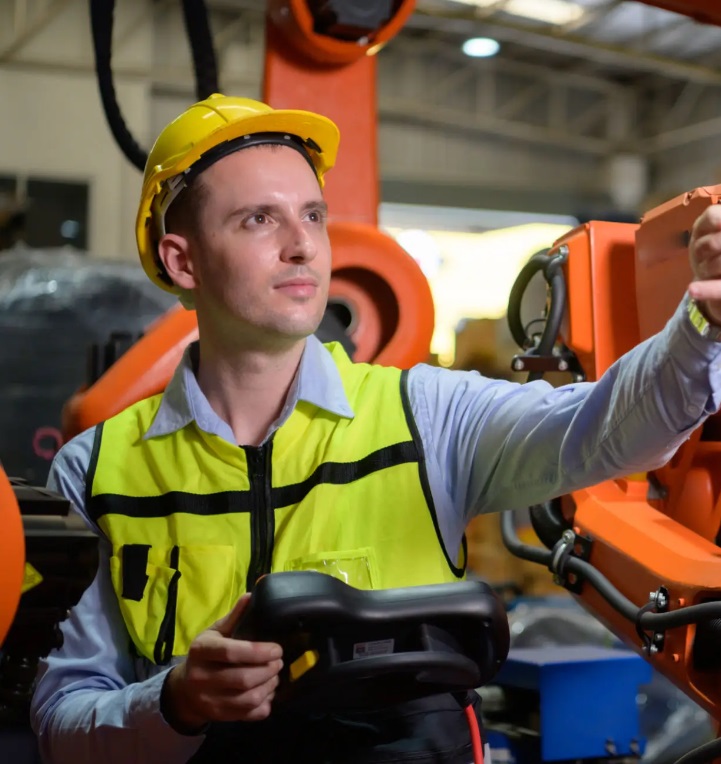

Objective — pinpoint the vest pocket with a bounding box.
[284,547,379,590]
[110,543,237,663]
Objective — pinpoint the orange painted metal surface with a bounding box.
[635,185,721,341]
[62,306,199,438]
[572,478,721,719]
[637,0,721,25]
[0,466,24,647]
[263,21,379,226]
[551,196,721,718]
[328,221,434,368]
[263,1,416,226]
[555,221,639,382]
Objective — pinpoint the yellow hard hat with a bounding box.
[136,94,340,292]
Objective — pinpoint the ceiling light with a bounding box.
[462,36,500,57]
[450,0,585,26]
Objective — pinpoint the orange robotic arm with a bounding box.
[504,187,721,723]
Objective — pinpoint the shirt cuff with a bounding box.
[130,669,206,758]
[668,294,721,416]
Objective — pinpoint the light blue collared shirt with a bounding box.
[31,297,721,764]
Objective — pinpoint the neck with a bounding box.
[196,330,306,447]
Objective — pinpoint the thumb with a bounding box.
[212,593,251,637]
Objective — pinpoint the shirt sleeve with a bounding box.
[409,295,721,527]
[30,430,205,764]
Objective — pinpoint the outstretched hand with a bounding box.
[689,205,721,326]
[162,594,284,732]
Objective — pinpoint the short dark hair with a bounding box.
[164,176,209,240]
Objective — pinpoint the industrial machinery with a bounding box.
[4,0,721,762]
[0,468,97,721]
[502,187,721,761]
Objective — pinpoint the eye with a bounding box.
[250,213,269,225]
[306,208,327,224]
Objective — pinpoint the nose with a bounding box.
[281,218,317,263]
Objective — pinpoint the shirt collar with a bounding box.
[144,335,354,443]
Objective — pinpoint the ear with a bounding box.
[157,233,198,291]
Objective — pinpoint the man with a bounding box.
[30,94,721,763]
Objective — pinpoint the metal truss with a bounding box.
[0,0,73,63]
[1,0,720,157]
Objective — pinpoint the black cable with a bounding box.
[501,511,721,629]
[507,250,549,349]
[500,511,549,566]
[641,601,721,630]
[89,0,147,171]
[180,0,220,101]
[89,0,220,173]
[672,736,721,764]
[506,248,568,382]
[536,254,566,358]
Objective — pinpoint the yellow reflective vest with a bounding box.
[87,343,465,664]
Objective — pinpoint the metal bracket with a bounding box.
[548,529,592,594]
[511,346,586,383]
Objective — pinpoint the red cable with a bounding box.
[464,702,485,764]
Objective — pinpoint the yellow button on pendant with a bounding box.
[289,650,319,682]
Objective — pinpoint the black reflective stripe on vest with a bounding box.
[399,370,465,579]
[154,544,180,665]
[88,489,256,523]
[86,421,105,514]
[88,440,421,522]
[272,440,419,509]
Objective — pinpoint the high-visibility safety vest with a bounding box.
[87,343,465,664]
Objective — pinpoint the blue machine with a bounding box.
[485,645,653,763]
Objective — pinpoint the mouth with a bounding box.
[274,278,319,298]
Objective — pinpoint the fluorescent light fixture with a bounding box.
[462,37,500,57]
[450,0,585,26]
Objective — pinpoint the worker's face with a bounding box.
[170,145,331,347]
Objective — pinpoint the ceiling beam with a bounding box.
[0,0,72,63]
[410,8,721,85]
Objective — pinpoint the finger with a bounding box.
[688,280,721,303]
[227,674,280,713]
[204,676,279,722]
[241,701,273,722]
[213,593,251,637]
[692,231,721,268]
[191,631,283,665]
[693,207,721,240]
[190,659,283,694]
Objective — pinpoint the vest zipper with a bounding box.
[244,441,275,592]
[154,544,180,665]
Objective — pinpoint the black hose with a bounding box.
[672,736,721,764]
[507,249,549,349]
[563,555,642,623]
[500,511,549,566]
[89,0,220,173]
[642,601,721,630]
[506,248,568,383]
[89,0,147,171]
[501,511,721,628]
[180,0,220,101]
[529,500,572,550]
[537,256,566,358]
